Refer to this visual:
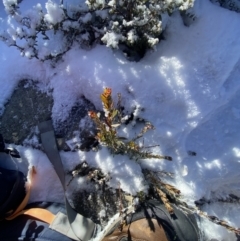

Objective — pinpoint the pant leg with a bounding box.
[0,202,75,241]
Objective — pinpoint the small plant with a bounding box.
[1,0,195,61]
[88,87,172,161]
[87,87,179,213]
[86,88,240,235]
[87,0,195,58]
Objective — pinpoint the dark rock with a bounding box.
[0,80,53,145]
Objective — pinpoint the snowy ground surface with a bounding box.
[0,0,240,240]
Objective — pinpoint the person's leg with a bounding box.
[0,202,75,241]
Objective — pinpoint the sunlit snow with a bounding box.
[0,0,240,240]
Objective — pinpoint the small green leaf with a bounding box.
[112,109,118,118]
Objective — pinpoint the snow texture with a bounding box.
[1,0,240,240]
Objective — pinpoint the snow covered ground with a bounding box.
[0,0,240,240]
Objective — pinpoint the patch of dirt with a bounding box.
[0,80,53,144]
[0,79,97,150]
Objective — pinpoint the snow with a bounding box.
[44,1,65,25]
[1,0,240,240]
[101,32,125,48]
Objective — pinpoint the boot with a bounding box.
[102,199,200,241]
[102,218,168,241]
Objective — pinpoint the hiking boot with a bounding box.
[102,218,168,241]
[102,200,200,241]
